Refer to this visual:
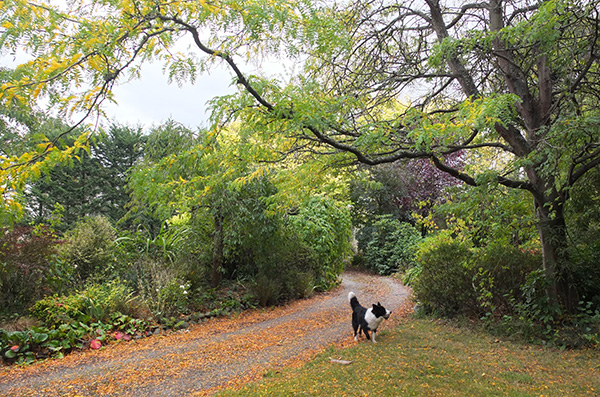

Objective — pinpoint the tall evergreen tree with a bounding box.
[26,124,145,229]
[94,124,146,224]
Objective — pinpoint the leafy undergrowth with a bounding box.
[0,312,156,365]
[220,317,600,396]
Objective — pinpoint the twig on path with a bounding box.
[329,357,353,365]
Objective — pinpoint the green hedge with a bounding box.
[412,232,542,317]
[356,215,421,275]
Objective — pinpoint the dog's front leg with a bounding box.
[372,330,377,343]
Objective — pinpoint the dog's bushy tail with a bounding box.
[348,291,359,310]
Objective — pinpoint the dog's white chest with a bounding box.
[364,308,384,330]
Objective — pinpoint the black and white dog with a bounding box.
[348,291,391,343]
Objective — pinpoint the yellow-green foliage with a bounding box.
[59,215,117,282]
[29,279,132,327]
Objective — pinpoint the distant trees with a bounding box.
[127,121,352,289]
[27,124,145,229]
[350,155,463,228]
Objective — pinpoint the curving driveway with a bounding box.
[0,271,410,396]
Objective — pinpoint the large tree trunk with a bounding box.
[487,0,578,313]
[534,195,579,313]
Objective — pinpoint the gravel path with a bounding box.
[0,272,410,396]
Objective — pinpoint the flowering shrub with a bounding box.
[156,280,191,318]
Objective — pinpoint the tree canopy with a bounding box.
[1,0,599,310]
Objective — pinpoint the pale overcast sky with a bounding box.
[103,53,296,130]
[103,61,236,129]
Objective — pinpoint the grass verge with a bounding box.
[219,317,600,396]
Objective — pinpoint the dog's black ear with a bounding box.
[377,302,382,306]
